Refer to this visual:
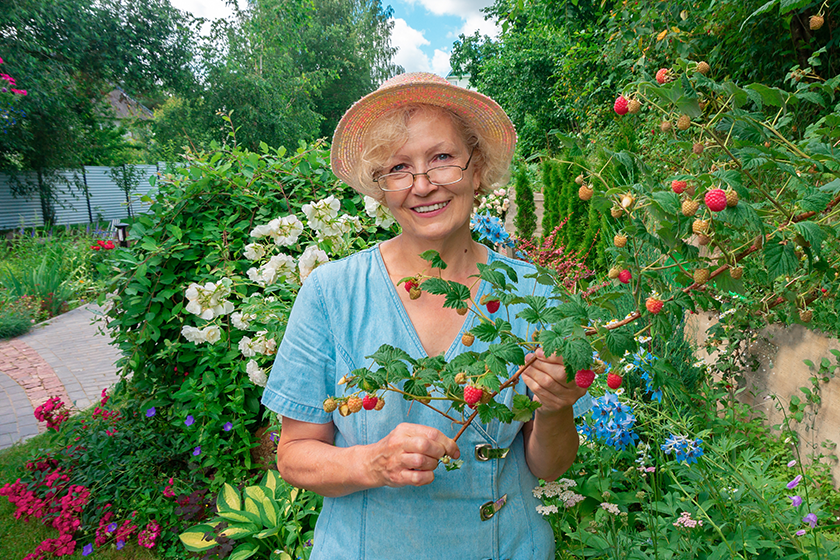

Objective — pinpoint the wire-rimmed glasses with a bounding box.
[374,147,475,192]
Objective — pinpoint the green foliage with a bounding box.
[541,159,560,237]
[179,471,321,560]
[0,296,33,339]
[513,165,537,239]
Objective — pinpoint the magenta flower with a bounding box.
[786,475,802,489]
[146,407,156,418]
[804,513,818,528]
[223,421,233,431]
[796,529,806,536]
[789,495,802,507]
[787,460,797,468]
[193,446,201,456]
[185,415,194,426]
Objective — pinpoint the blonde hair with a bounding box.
[353,104,511,201]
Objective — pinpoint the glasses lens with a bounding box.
[379,172,412,191]
[427,166,463,186]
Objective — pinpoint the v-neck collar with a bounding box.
[374,243,492,360]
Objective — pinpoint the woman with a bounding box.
[262,72,590,559]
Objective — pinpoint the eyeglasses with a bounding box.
[374,147,475,192]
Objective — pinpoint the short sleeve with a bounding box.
[261,272,335,424]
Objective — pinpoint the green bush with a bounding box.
[0,296,35,339]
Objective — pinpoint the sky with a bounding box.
[168,0,498,77]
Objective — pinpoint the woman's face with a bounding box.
[380,108,480,245]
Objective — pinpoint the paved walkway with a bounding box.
[0,305,121,450]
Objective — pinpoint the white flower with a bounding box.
[298,245,329,282]
[247,254,296,287]
[182,325,205,344]
[535,504,559,515]
[231,311,255,330]
[364,196,396,229]
[202,325,221,344]
[183,279,234,320]
[243,243,266,261]
[246,360,268,387]
[239,336,258,357]
[269,215,304,246]
[249,223,274,239]
[302,196,340,231]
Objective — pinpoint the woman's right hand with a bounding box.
[367,422,460,488]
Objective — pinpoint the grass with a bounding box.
[0,433,160,559]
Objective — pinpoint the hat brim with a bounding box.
[331,79,516,198]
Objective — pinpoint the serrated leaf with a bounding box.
[419,250,447,269]
[780,0,811,14]
[819,178,840,194]
[491,260,519,283]
[179,525,219,552]
[472,321,500,342]
[561,337,593,374]
[538,329,563,358]
[746,84,786,107]
[763,237,799,279]
[605,328,635,357]
[650,191,680,215]
[801,190,832,212]
[489,340,525,365]
[796,91,825,107]
[794,221,827,256]
[421,277,449,295]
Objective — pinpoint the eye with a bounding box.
[388,162,408,173]
[432,153,453,165]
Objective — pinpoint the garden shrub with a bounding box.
[0,295,35,339]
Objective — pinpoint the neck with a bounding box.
[381,228,487,281]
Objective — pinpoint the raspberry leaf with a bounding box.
[420,277,450,295]
[605,327,635,357]
[764,235,799,279]
[419,250,447,270]
[559,337,593,374]
[489,340,525,365]
[512,394,540,422]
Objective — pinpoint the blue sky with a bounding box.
[169,0,498,77]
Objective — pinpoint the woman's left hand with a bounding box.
[521,348,588,416]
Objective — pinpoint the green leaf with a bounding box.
[229,543,260,560]
[511,394,540,422]
[420,277,449,295]
[419,250,447,270]
[605,328,635,357]
[220,523,260,539]
[561,337,593,374]
[489,340,525,365]
[261,496,279,527]
[801,190,833,212]
[179,524,219,552]
[794,221,827,256]
[763,236,799,279]
[217,509,262,525]
[217,483,242,512]
[472,321,500,342]
[780,0,811,14]
[745,83,786,107]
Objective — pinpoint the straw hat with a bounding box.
[331,72,516,198]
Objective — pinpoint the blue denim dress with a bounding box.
[262,245,591,560]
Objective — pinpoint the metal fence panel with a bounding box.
[0,171,43,229]
[0,165,162,230]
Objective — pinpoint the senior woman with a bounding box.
[261,73,590,560]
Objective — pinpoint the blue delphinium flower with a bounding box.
[624,349,662,402]
[579,393,639,450]
[661,434,704,464]
[471,212,515,248]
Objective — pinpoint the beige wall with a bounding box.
[688,313,840,489]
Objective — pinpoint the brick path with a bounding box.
[0,305,121,450]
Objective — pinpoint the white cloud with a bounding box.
[390,18,433,74]
[431,49,452,76]
[170,0,238,21]
[405,0,499,38]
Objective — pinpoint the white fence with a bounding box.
[0,165,161,230]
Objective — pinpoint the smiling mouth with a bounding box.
[413,201,449,213]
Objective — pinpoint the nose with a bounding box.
[410,172,438,196]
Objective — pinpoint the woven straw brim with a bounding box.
[331,81,516,198]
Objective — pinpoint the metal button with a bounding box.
[479,494,507,521]
[475,444,510,461]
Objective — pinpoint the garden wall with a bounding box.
[687,313,840,489]
[0,165,160,230]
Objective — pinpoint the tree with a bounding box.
[513,165,536,239]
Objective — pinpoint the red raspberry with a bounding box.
[705,188,727,212]
[671,180,687,194]
[404,279,418,292]
[613,95,629,115]
[362,394,378,411]
[645,297,664,314]
[575,369,595,389]
[463,385,483,407]
[485,299,500,314]
[655,68,670,84]
[607,373,623,389]
[618,269,632,284]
